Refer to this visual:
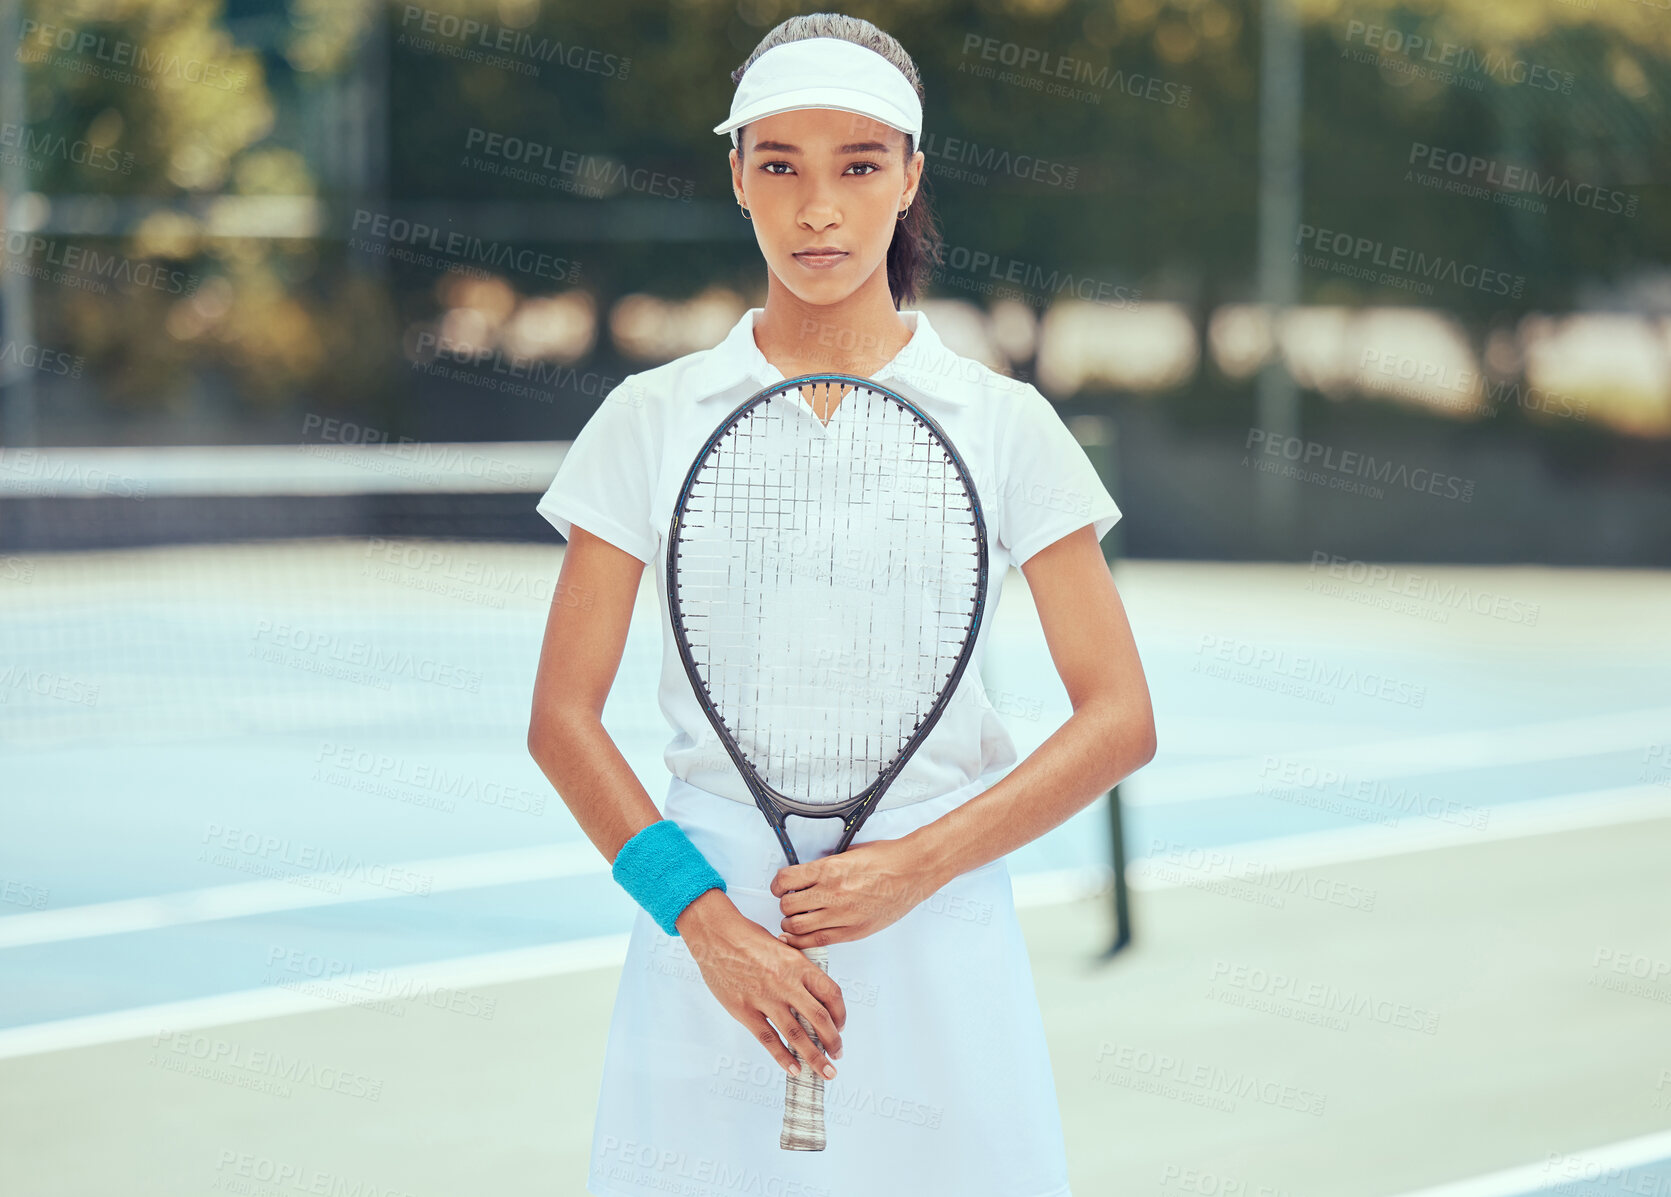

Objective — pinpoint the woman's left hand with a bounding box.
[771,838,938,949]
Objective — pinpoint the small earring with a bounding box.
[897,205,910,221]
[740,205,752,221]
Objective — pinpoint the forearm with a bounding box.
[904,699,1152,888]
[531,711,746,942]
[528,707,666,863]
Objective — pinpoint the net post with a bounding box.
[1102,785,1132,958]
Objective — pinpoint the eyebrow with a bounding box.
[751,140,893,154]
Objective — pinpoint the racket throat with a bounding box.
[757,790,881,864]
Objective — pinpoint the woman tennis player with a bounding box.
[528,14,1155,1196]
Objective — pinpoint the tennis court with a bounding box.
[3,516,1667,1195]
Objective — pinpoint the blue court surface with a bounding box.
[2,543,1668,1195]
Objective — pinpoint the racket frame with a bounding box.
[666,372,990,866]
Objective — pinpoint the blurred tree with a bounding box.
[2,0,1666,441]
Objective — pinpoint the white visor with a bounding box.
[713,36,922,148]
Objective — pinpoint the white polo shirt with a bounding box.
[536,306,1121,811]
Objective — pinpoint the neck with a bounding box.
[753,271,911,377]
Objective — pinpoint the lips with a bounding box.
[794,249,849,269]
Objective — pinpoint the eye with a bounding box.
[846,162,880,176]
[760,161,793,175]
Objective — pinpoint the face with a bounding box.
[730,107,924,305]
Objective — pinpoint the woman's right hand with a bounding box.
[675,888,845,1082]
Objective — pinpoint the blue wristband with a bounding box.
[611,819,728,936]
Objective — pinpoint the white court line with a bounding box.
[0,441,567,496]
[0,874,1105,1060]
[1,787,1665,1061]
[4,768,1666,951]
[1388,1128,1671,1196]
[0,841,609,950]
[1132,705,1671,806]
[1127,782,1669,888]
[0,876,1096,1063]
[0,935,629,1062]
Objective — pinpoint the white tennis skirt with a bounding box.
[585,773,1073,1197]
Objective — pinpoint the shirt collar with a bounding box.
[687,307,983,407]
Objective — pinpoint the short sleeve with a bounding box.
[994,386,1122,566]
[536,375,659,563]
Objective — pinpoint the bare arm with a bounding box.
[526,526,844,1079]
[525,526,663,861]
[903,525,1157,888]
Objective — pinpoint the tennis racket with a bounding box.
[667,372,989,1151]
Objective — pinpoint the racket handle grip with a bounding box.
[780,944,831,1151]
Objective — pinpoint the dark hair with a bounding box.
[728,13,942,309]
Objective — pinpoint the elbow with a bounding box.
[526,707,553,761]
[527,701,596,764]
[1123,691,1158,767]
[1134,713,1158,768]
[1096,695,1156,770]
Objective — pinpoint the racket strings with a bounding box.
[674,384,982,807]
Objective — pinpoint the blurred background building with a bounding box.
[4,0,1667,562]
